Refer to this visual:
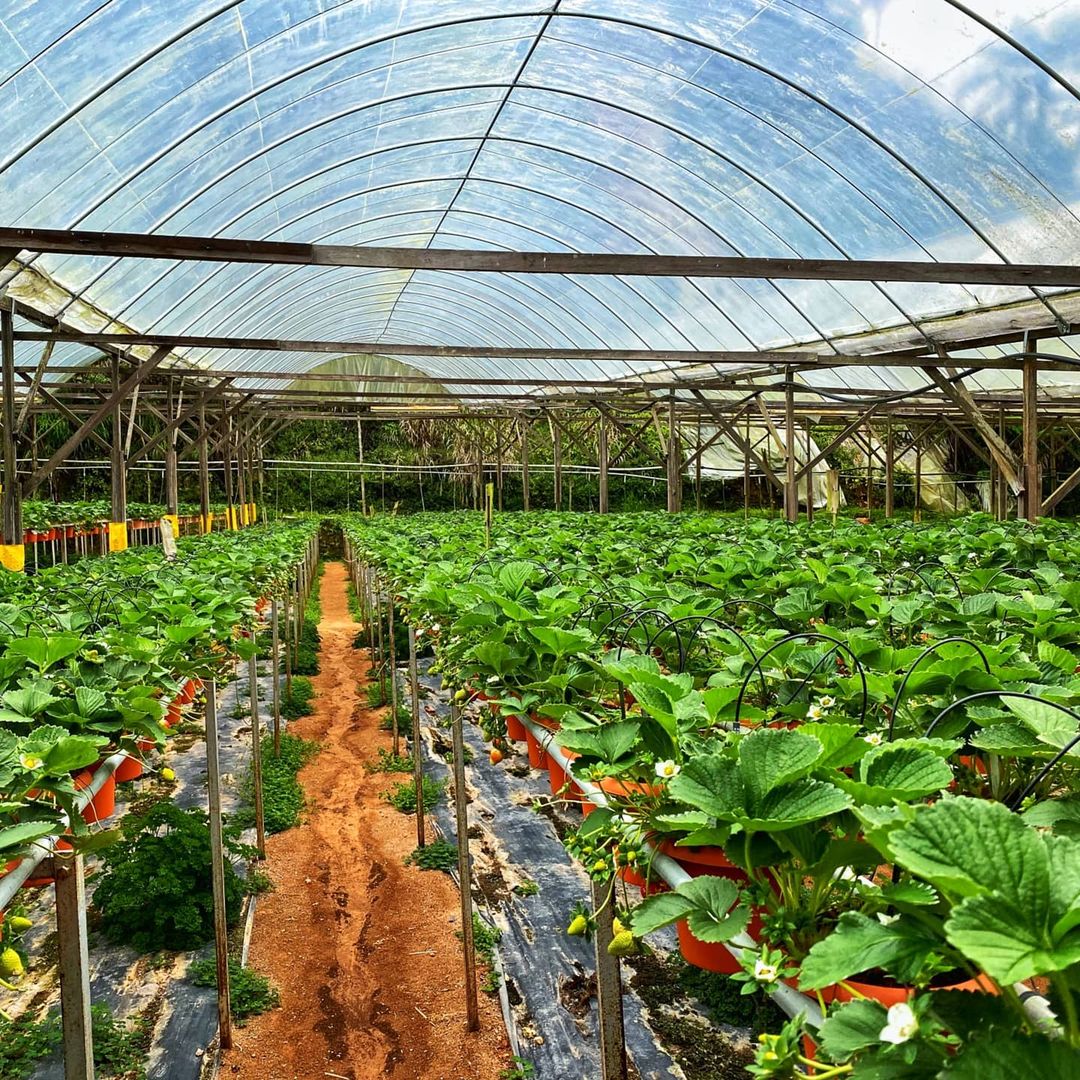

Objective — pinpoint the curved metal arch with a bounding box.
[68,77,872,355]
[525,37,969,345]
[77,74,895,354]
[575,9,1065,325]
[185,244,642,363]
[733,631,869,728]
[791,0,1080,239]
[239,177,702,352]
[662,613,764,689]
[982,566,1046,595]
[216,258,575,353]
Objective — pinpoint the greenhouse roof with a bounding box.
[2,1,1080,406]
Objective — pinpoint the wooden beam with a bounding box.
[15,340,53,433]
[130,379,231,464]
[8,227,1080,287]
[18,374,112,453]
[1023,340,1040,521]
[690,390,783,490]
[22,345,170,497]
[1,309,20,544]
[924,365,1023,494]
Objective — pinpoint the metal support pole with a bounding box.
[784,374,797,523]
[204,679,233,1049]
[408,626,425,849]
[388,595,399,759]
[271,599,281,758]
[450,703,480,1032]
[55,854,95,1080]
[590,875,629,1080]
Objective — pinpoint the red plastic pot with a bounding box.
[675,918,743,975]
[581,776,665,818]
[524,729,546,770]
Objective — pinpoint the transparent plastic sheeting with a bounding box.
[3,1,1080,396]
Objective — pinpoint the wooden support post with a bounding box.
[805,421,814,523]
[388,594,399,759]
[374,577,386,704]
[495,423,504,512]
[204,679,233,1050]
[666,395,681,514]
[590,875,629,1080]
[743,412,751,518]
[866,422,873,518]
[110,355,128,549]
[520,419,530,512]
[164,381,179,517]
[408,626,426,849]
[1023,337,1040,522]
[598,413,609,514]
[914,437,923,523]
[223,417,236,530]
[198,398,211,532]
[450,702,480,1032]
[1,309,21,559]
[552,417,563,510]
[236,424,248,525]
[784,374,797,523]
[55,854,95,1080]
[885,422,895,519]
[271,598,281,758]
[248,649,266,857]
[283,590,293,701]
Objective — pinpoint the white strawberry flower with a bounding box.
[877,912,901,926]
[807,704,825,721]
[654,760,681,779]
[864,732,884,746]
[753,957,779,983]
[486,674,499,685]
[19,753,42,770]
[880,1002,918,1044]
[818,695,835,709]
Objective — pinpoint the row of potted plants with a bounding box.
[342,510,1080,1076]
[0,522,319,889]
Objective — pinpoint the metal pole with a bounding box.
[55,855,96,1080]
[388,594,399,759]
[204,679,233,1049]
[357,418,367,516]
[520,418,530,512]
[249,649,266,858]
[271,598,281,758]
[590,875,629,1080]
[450,702,480,1032]
[552,419,563,510]
[408,626,426,849]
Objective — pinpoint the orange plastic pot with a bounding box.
[831,971,995,1007]
[506,713,527,742]
[165,696,183,728]
[581,776,664,818]
[113,752,143,783]
[524,729,546,770]
[675,918,742,975]
[77,769,116,824]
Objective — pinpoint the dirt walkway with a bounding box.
[220,562,511,1080]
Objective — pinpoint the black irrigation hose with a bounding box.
[888,636,991,740]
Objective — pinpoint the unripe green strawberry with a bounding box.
[567,915,588,936]
[9,916,32,933]
[591,859,608,874]
[0,947,24,978]
[607,931,636,957]
[613,917,628,937]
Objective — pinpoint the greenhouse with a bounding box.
[2,2,1080,1078]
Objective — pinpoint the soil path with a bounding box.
[220,562,511,1080]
